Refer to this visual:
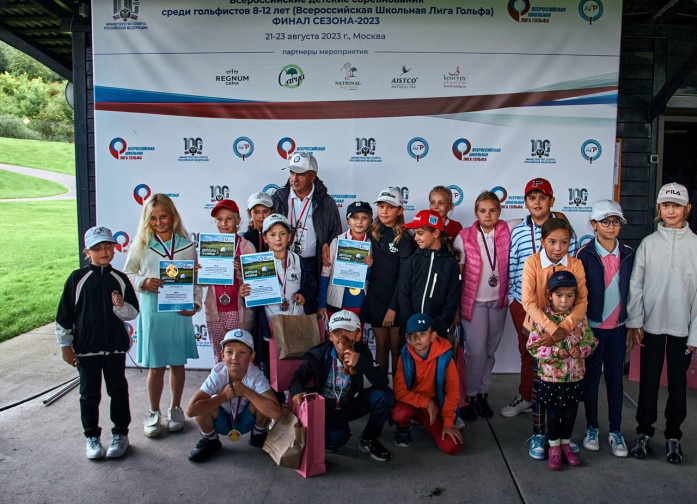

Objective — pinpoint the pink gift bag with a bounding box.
[268,335,303,393]
[629,343,697,390]
[292,393,326,478]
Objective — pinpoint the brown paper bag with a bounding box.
[263,407,306,469]
[271,314,321,359]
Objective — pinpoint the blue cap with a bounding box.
[406,313,434,333]
[547,270,578,291]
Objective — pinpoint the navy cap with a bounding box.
[346,201,373,218]
[547,270,578,291]
[406,313,434,333]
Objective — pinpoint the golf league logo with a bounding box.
[507,0,531,21]
[277,137,296,159]
[233,137,254,161]
[448,185,464,206]
[452,138,472,160]
[263,184,280,196]
[113,231,130,253]
[579,0,603,25]
[109,137,127,159]
[581,139,602,164]
[407,137,429,162]
[133,184,151,205]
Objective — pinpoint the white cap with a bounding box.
[220,329,254,351]
[328,310,361,332]
[84,226,117,249]
[590,200,627,224]
[374,187,403,207]
[247,192,273,210]
[262,213,291,234]
[657,182,689,206]
[283,152,318,174]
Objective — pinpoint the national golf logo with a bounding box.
[263,184,280,196]
[113,231,130,253]
[109,137,154,161]
[392,66,418,89]
[350,137,382,163]
[562,188,592,213]
[407,137,429,162]
[492,185,525,210]
[133,184,151,205]
[508,0,566,23]
[336,62,361,90]
[507,0,530,21]
[579,0,603,25]
[277,137,296,159]
[194,324,210,346]
[179,137,209,162]
[233,137,254,161]
[443,66,467,89]
[581,139,602,164]
[105,0,147,30]
[448,185,464,207]
[525,139,556,164]
[453,138,501,162]
[452,139,472,160]
[279,64,305,89]
[215,67,250,86]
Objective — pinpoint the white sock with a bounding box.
[202,429,217,440]
[252,424,266,435]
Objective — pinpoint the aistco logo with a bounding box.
[407,137,429,162]
[279,64,305,89]
[113,231,130,253]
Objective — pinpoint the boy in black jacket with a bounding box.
[56,227,139,460]
[290,310,393,461]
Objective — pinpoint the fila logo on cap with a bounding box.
[667,189,682,195]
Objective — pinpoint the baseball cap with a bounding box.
[547,270,578,291]
[247,192,274,210]
[403,209,444,231]
[283,152,318,174]
[210,199,240,218]
[525,178,554,198]
[328,310,361,332]
[220,329,254,352]
[656,182,689,206]
[374,187,403,207]
[84,226,117,250]
[262,213,291,234]
[346,201,373,218]
[590,199,627,224]
[406,313,435,333]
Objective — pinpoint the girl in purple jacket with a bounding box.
[454,191,511,420]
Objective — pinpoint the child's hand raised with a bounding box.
[342,349,359,369]
[111,291,124,307]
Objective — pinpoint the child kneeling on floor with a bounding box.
[526,271,597,470]
[392,313,462,455]
[186,329,281,462]
[289,310,394,462]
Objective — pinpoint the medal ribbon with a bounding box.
[154,234,176,260]
[275,251,289,300]
[228,384,243,427]
[332,354,349,407]
[478,224,496,273]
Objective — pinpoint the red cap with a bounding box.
[524,178,554,197]
[210,199,240,217]
[403,210,444,231]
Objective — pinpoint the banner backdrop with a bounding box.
[92,0,621,370]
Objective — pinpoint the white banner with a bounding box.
[92,0,621,369]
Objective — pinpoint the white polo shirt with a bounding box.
[288,185,317,258]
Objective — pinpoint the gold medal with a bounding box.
[219,292,231,306]
[228,429,241,442]
[348,288,361,296]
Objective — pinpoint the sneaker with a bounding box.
[358,436,392,462]
[547,445,562,470]
[167,406,185,432]
[188,436,222,462]
[475,393,494,418]
[460,403,477,422]
[526,434,546,460]
[569,440,580,453]
[666,438,683,464]
[106,434,129,459]
[500,395,532,417]
[454,417,466,430]
[248,430,268,448]
[609,431,628,457]
[631,433,650,459]
[562,443,581,466]
[143,410,162,438]
[394,426,411,447]
[86,437,105,460]
[583,427,600,451]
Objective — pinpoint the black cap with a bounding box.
[346,201,373,218]
[547,270,578,291]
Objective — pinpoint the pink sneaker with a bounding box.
[547,446,562,470]
[562,443,581,466]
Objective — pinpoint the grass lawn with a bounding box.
[0,200,79,342]
[0,169,68,199]
[0,137,75,175]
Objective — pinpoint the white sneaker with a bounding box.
[583,426,600,451]
[106,434,129,458]
[167,406,185,432]
[609,431,629,457]
[143,410,162,438]
[454,417,466,430]
[500,395,532,417]
[86,437,105,459]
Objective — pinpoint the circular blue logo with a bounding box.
[263,184,280,196]
[579,0,603,24]
[407,137,429,161]
[491,186,508,203]
[447,185,464,206]
[233,137,254,160]
[581,139,602,163]
[578,234,594,248]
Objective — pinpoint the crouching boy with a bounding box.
[186,329,281,462]
[289,310,394,461]
[392,313,463,455]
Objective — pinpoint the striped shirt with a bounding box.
[508,214,577,303]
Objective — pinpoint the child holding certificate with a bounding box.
[317,201,373,320]
[124,194,202,438]
[203,199,256,364]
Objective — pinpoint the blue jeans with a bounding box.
[325,387,393,447]
[583,326,626,432]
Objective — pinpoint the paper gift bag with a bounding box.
[269,334,303,393]
[292,393,326,478]
[263,407,306,469]
[271,314,321,359]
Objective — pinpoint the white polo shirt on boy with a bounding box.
[200,362,271,415]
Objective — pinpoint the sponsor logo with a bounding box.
[189,232,200,247]
[350,137,382,163]
[263,184,280,197]
[336,62,361,90]
[443,66,467,89]
[579,0,603,25]
[428,215,439,226]
[276,137,325,159]
[562,188,592,213]
[330,193,357,209]
[492,185,525,210]
[581,139,602,164]
[204,185,230,211]
[233,137,254,161]
[124,322,134,337]
[578,234,594,248]
[113,231,130,253]
[133,184,151,205]
[525,139,556,165]
[104,0,148,30]
[392,66,418,89]
[109,137,155,161]
[279,64,305,89]
[448,185,464,207]
[194,324,210,346]
[392,186,414,211]
[407,137,429,162]
[179,137,209,162]
[453,138,501,162]
[508,0,566,23]
[215,67,250,86]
